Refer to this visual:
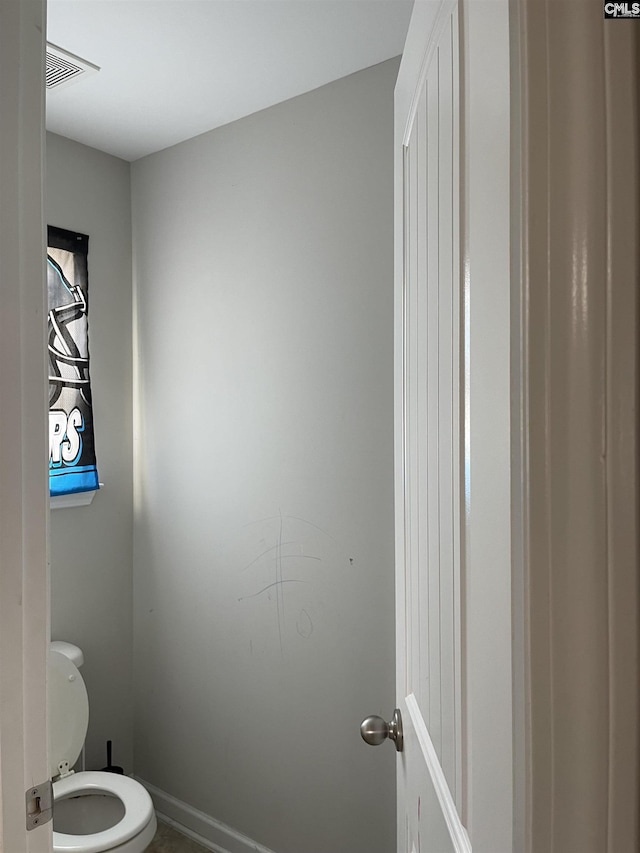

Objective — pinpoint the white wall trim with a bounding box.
[0,1,50,850]
[405,695,472,853]
[137,779,279,853]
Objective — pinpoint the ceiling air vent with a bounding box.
[46,43,99,91]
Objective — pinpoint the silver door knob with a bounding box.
[360,708,403,752]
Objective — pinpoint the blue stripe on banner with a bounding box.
[49,467,100,497]
[49,465,97,477]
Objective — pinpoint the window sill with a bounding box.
[50,489,98,510]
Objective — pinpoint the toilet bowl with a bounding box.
[53,772,156,853]
[49,644,157,853]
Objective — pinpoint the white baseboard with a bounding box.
[136,778,278,853]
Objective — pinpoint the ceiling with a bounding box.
[46,0,414,162]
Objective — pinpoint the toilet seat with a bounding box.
[53,772,155,853]
[49,650,89,779]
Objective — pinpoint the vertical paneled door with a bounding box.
[392,0,513,850]
[395,3,466,851]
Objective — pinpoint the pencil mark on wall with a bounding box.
[282,554,321,562]
[286,515,335,540]
[234,509,356,654]
[223,737,230,774]
[241,541,296,571]
[237,579,310,602]
[296,609,314,639]
[243,514,336,541]
[276,509,285,658]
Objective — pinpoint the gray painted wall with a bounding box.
[46,132,134,774]
[131,59,398,853]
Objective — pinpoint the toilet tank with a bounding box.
[50,640,84,668]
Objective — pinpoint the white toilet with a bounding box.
[49,642,157,852]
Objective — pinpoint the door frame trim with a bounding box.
[516,2,639,849]
[0,1,51,851]
[461,1,514,848]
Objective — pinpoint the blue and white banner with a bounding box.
[47,226,100,497]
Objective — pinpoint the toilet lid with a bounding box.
[53,772,155,853]
[49,649,89,778]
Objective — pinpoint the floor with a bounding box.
[146,819,210,853]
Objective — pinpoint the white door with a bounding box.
[393,2,513,851]
[0,1,51,850]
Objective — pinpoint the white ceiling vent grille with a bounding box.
[46,43,99,91]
